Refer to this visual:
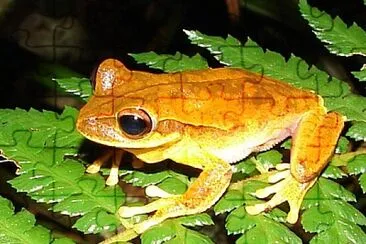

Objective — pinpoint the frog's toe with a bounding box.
[246,202,268,215]
[86,163,101,174]
[246,174,317,224]
[145,185,175,198]
[119,206,142,218]
[118,197,178,218]
[106,166,119,186]
[254,178,287,198]
[275,163,291,170]
[267,169,290,183]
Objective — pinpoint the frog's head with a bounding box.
[76,59,183,149]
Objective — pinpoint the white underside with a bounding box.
[208,128,293,164]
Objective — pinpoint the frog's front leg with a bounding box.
[246,110,344,223]
[86,148,124,186]
[102,151,232,243]
[86,148,144,186]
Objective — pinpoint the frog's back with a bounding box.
[121,67,322,130]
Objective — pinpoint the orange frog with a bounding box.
[76,59,344,242]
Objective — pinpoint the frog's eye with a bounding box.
[117,109,152,138]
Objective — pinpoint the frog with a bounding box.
[76,59,344,243]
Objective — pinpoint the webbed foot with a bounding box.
[102,160,232,243]
[246,163,316,223]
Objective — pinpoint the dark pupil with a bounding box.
[119,115,146,135]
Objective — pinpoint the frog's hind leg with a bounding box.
[103,152,232,243]
[246,111,344,223]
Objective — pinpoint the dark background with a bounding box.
[0,0,365,243]
[0,0,365,110]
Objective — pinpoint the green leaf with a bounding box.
[0,196,74,244]
[255,150,283,171]
[263,208,288,223]
[52,238,75,244]
[214,190,245,214]
[302,177,366,240]
[123,171,171,187]
[130,52,208,72]
[123,170,189,194]
[330,151,366,167]
[158,177,187,195]
[185,30,366,122]
[233,159,257,174]
[303,178,356,207]
[226,207,301,244]
[346,121,366,141]
[52,175,123,215]
[325,93,366,123]
[30,62,92,101]
[141,221,175,244]
[301,206,334,233]
[302,196,366,244]
[72,208,120,234]
[29,62,84,92]
[141,214,214,244]
[54,77,92,102]
[178,213,214,227]
[280,139,292,150]
[352,65,366,82]
[347,154,366,175]
[302,199,366,229]
[299,0,366,57]
[234,151,282,175]
[335,136,349,154]
[0,107,125,234]
[310,218,366,244]
[359,173,366,193]
[214,180,268,215]
[322,165,346,179]
[184,30,240,65]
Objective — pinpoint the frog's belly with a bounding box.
[206,122,298,164]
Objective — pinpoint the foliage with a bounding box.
[299,0,366,57]
[0,108,124,235]
[0,195,75,244]
[141,214,214,244]
[1,0,365,243]
[130,52,208,72]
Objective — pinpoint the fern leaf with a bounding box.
[54,77,92,102]
[0,196,75,244]
[141,214,214,244]
[352,65,366,82]
[346,121,366,141]
[216,180,301,243]
[299,0,366,57]
[0,107,124,234]
[130,51,208,72]
[302,178,366,242]
[122,170,189,195]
